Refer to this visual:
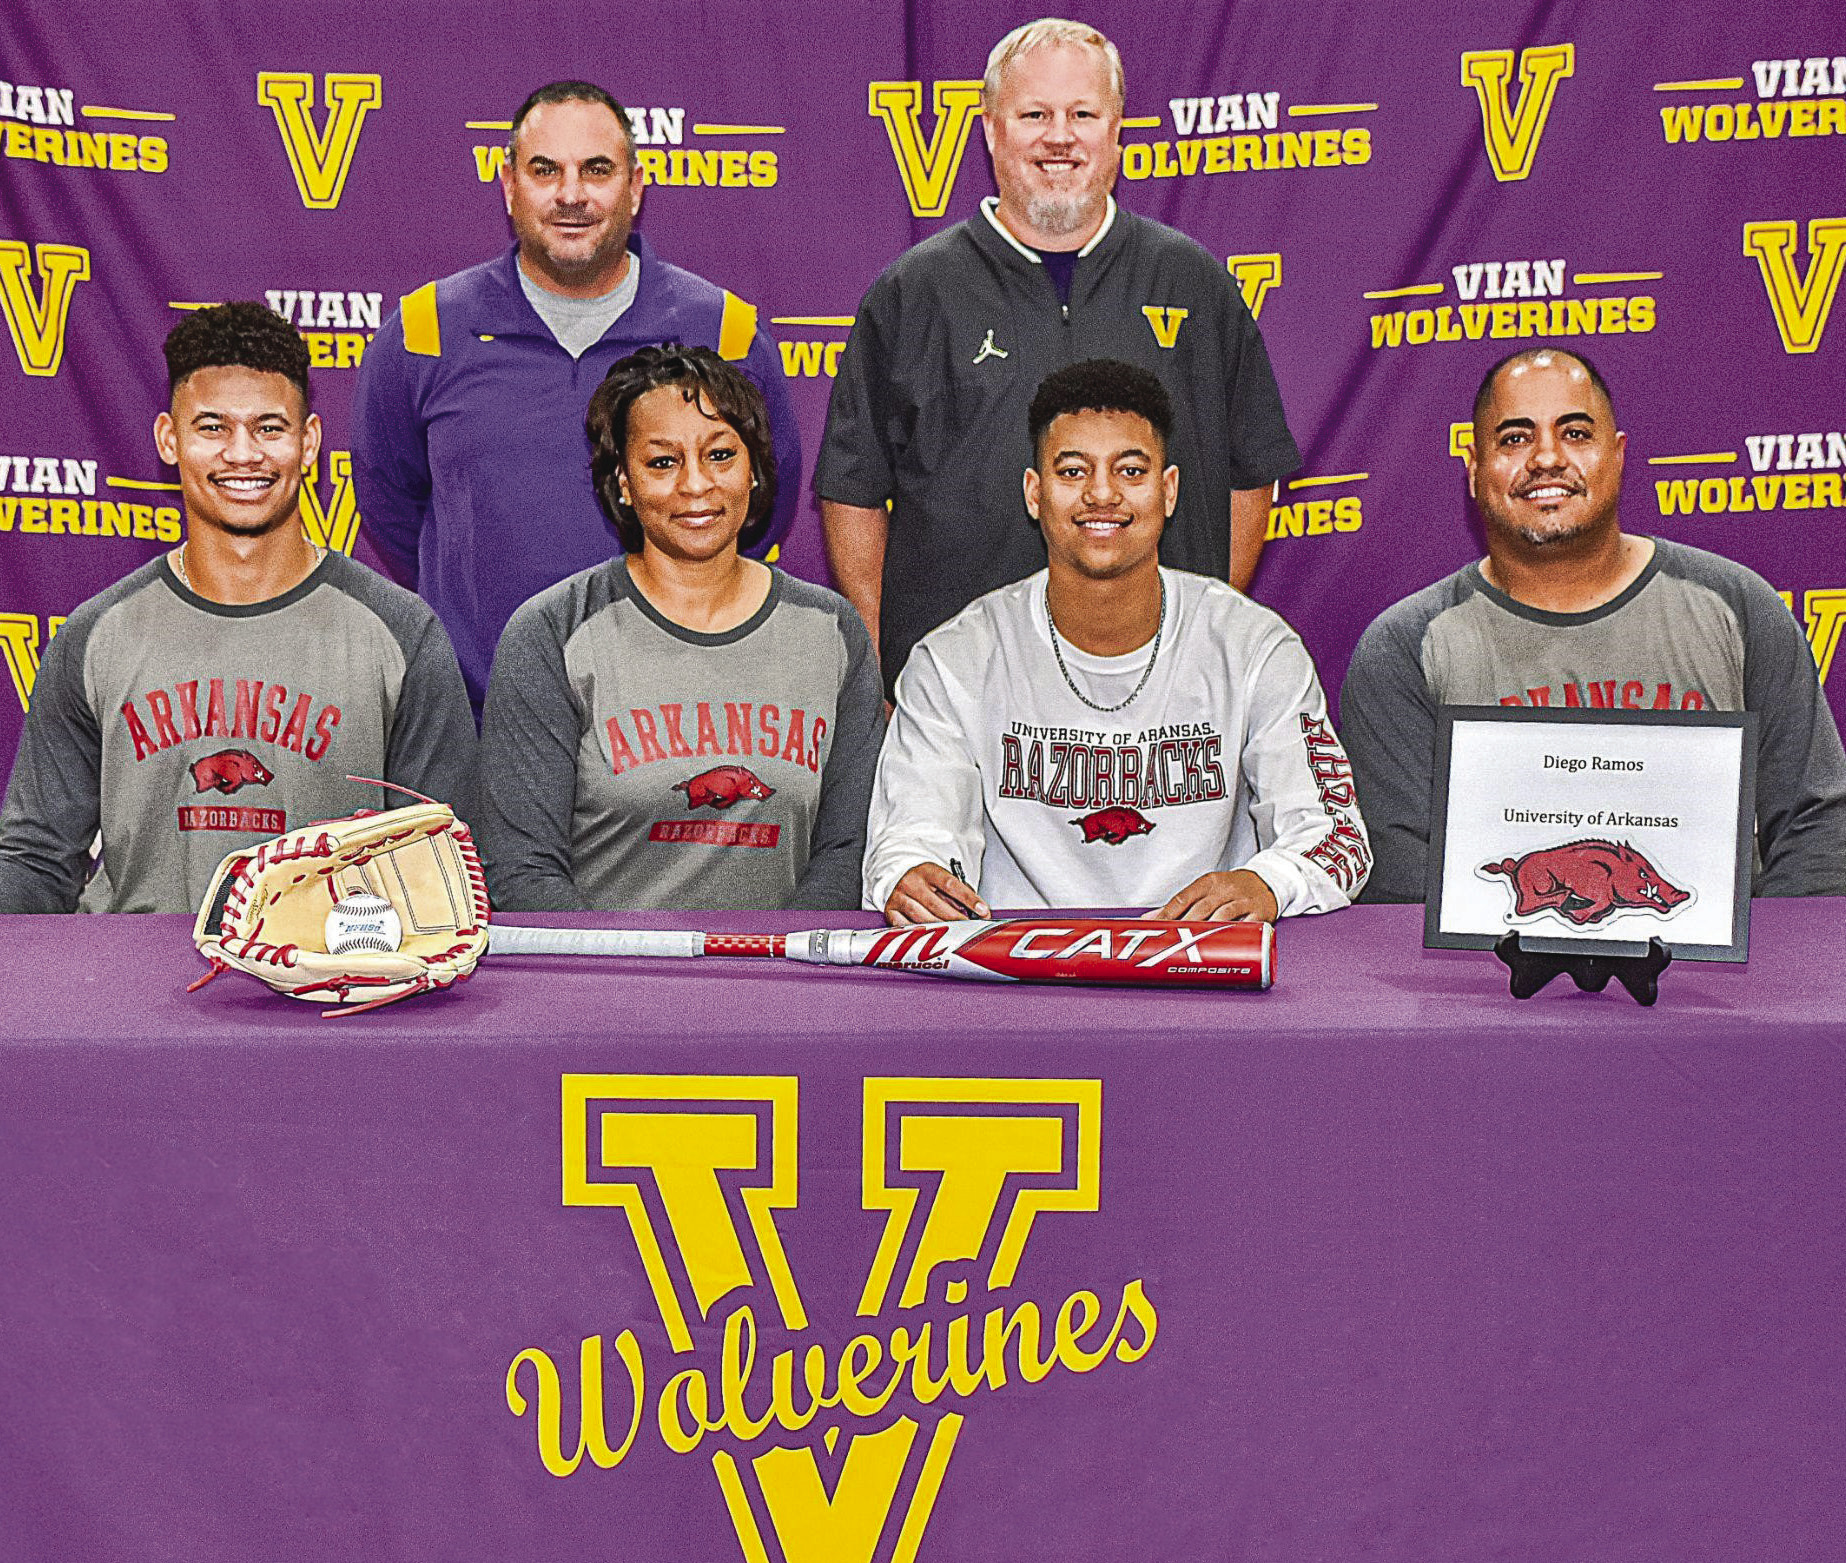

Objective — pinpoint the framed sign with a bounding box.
[1425,706,1756,962]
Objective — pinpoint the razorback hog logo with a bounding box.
[189,748,274,795]
[1071,805,1156,845]
[673,765,775,810]
[1483,839,1690,925]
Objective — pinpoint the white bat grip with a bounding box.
[487,925,705,959]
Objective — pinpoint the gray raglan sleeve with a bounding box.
[476,595,589,912]
[1339,604,1441,903]
[383,607,479,824]
[0,612,101,912]
[1736,573,1846,894]
[790,601,885,909]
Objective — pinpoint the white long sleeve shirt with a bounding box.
[863,569,1370,916]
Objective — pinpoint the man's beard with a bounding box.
[1500,503,1605,550]
[535,207,625,277]
[1024,187,1104,239]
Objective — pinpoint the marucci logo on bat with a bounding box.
[508,1074,1150,1561]
[257,72,381,210]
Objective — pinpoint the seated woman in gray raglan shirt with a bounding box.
[478,345,883,911]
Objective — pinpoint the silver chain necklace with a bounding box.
[1044,576,1165,713]
[171,540,325,589]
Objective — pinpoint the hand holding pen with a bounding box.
[882,855,991,927]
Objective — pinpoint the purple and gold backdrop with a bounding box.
[2,1,1843,788]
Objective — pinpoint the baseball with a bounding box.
[325,892,403,955]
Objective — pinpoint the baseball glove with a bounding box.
[189,798,490,1016]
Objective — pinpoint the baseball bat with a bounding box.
[486,916,1273,990]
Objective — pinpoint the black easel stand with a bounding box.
[1492,933,1672,1006]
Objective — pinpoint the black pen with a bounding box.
[944,858,980,919]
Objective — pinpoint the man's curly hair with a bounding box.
[1028,359,1173,459]
[162,301,313,410]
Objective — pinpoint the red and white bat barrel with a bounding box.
[486,917,1275,990]
[786,917,1273,990]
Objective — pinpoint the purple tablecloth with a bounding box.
[2,902,1842,1561]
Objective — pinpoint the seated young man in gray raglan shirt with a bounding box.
[0,302,476,914]
[1341,346,1846,902]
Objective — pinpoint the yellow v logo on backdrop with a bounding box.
[1226,253,1282,320]
[1780,590,1846,685]
[867,80,984,218]
[1797,591,1846,685]
[1141,306,1189,349]
[257,72,382,209]
[0,614,64,714]
[1742,218,1846,354]
[1460,44,1575,182]
[299,452,361,555]
[0,242,90,377]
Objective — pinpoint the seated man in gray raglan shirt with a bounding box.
[1341,345,1846,902]
[0,303,476,914]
